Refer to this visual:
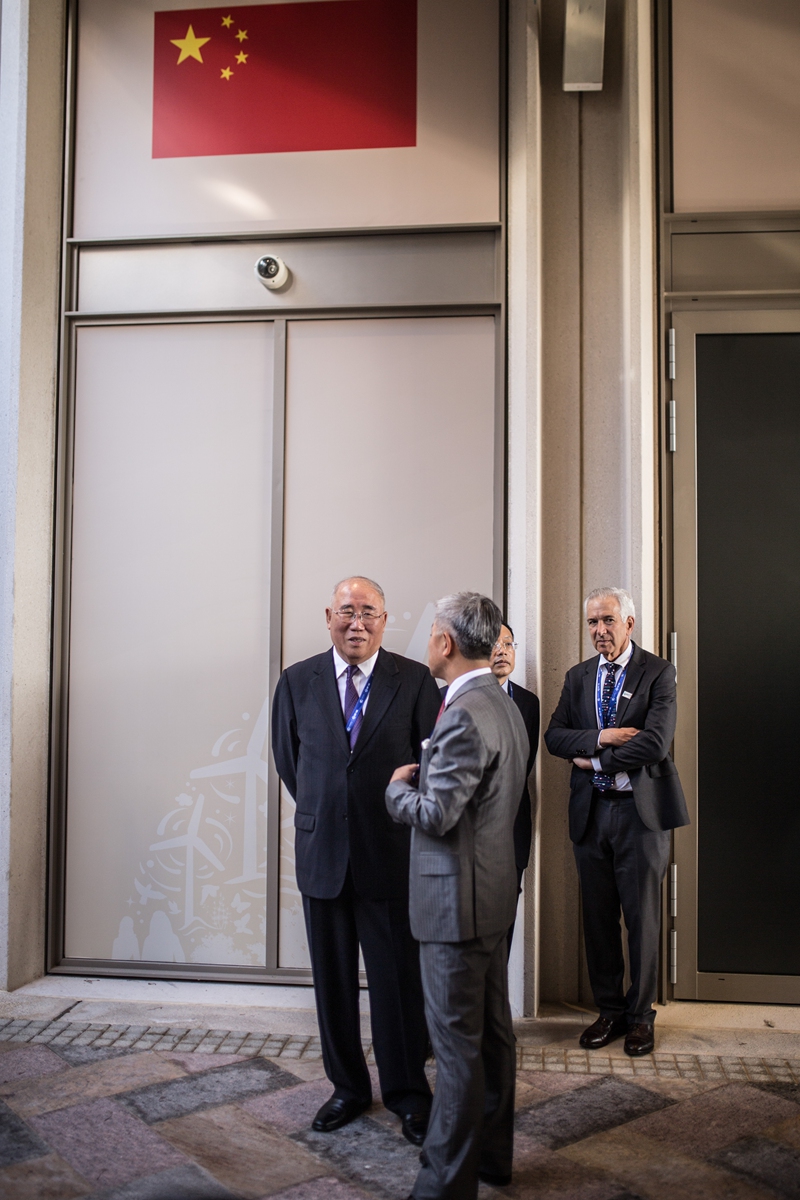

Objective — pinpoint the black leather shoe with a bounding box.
[311,1095,370,1132]
[400,1110,429,1146]
[624,1022,655,1057]
[479,1169,512,1186]
[579,1015,628,1049]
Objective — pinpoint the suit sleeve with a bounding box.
[597,661,677,771]
[386,706,488,837]
[271,671,299,800]
[544,673,600,760]
[410,669,445,758]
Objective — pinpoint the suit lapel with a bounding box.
[582,658,599,729]
[310,651,351,757]
[613,642,644,725]
[348,648,400,764]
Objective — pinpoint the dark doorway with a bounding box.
[695,333,800,977]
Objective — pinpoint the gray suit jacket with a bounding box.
[385,673,529,943]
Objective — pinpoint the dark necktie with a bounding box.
[592,663,619,792]
[344,665,364,750]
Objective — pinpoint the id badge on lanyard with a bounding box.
[346,672,373,734]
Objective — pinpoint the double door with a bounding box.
[54,311,500,980]
[671,309,800,1003]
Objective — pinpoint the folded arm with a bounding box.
[597,663,677,771]
[544,677,600,760]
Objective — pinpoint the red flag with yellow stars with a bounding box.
[152,1,417,158]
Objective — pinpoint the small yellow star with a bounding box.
[170,25,211,64]
[235,51,248,64]
[220,66,233,80]
[221,15,233,27]
[235,28,248,42]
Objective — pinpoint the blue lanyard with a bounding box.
[345,671,373,733]
[595,660,627,728]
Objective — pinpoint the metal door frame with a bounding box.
[671,306,800,1004]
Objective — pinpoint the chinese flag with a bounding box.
[153,0,417,158]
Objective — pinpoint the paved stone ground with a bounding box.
[0,1018,799,1199]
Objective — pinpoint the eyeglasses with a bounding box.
[331,608,386,626]
[494,639,518,651]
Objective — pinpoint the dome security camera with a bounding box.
[255,255,290,290]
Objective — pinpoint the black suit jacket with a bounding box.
[544,642,690,843]
[271,646,442,900]
[508,681,540,872]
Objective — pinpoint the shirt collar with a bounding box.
[445,666,493,706]
[599,639,634,671]
[332,647,380,679]
[499,678,510,692]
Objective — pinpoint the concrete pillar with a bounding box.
[536,0,657,1006]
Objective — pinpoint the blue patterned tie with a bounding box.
[344,665,364,750]
[592,663,619,792]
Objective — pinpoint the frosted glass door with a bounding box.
[278,315,498,967]
[64,322,275,968]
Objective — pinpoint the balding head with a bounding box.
[326,577,388,665]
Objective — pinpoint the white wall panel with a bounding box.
[64,322,275,966]
[278,315,497,967]
[73,0,499,238]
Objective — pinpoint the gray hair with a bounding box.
[330,576,385,605]
[435,592,502,660]
[584,587,636,623]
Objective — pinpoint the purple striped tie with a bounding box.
[344,665,364,749]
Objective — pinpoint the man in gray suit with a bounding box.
[545,587,689,1057]
[386,593,528,1200]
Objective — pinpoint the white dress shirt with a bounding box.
[444,666,493,707]
[590,639,634,791]
[332,647,379,714]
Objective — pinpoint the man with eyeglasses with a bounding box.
[489,624,540,947]
[272,576,442,1143]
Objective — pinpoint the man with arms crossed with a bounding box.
[489,622,540,947]
[545,588,689,1056]
[387,593,528,1200]
[272,577,442,1141]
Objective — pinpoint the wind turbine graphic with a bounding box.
[189,695,270,885]
[149,793,225,929]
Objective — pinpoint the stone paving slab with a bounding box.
[118,1058,299,1125]
[515,1075,673,1149]
[30,1096,187,1189]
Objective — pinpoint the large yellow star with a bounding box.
[170,25,210,64]
[235,51,248,64]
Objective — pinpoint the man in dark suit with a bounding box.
[489,622,539,947]
[545,587,689,1057]
[387,593,528,1200]
[271,576,442,1141]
